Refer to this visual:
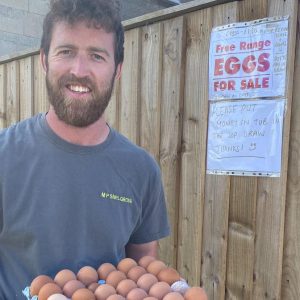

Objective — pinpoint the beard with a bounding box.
[46,71,115,127]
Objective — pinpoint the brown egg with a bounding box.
[105,270,126,288]
[149,281,171,299]
[137,273,158,293]
[127,266,147,282]
[147,260,167,276]
[94,284,116,300]
[116,279,137,297]
[54,269,77,288]
[88,282,100,292]
[138,256,156,269]
[94,284,117,300]
[77,266,99,286]
[71,288,96,300]
[117,257,138,274]
[144,297,159,300]
[106,294,125,300]
[126,287,148,300]
[38,282,62,300]
[184,287,208,300]
[157,267,180,285]
[30,274,54,296]
[97,263,116,280]
[63,279,85,298]
[163,292,184,300]
[48,294,69,300]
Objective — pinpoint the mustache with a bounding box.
[58,74,95,90]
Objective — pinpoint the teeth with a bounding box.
[69,85,90,93]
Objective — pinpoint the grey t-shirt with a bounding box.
[0,114,170,299]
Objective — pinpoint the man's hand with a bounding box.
[125,241,158,262]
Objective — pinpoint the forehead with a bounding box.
[50,21,115,51]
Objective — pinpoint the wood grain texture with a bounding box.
[119,28,141,144]
[158,16,186,267]
[253,0,298,299]
[176,8,212,286]
[33,54,48,115]
[6,61,20,126]
[201,2,238,300]
[281,1,300,299]
[106,79,120,131]
[0,64,6,128]
[225,1,267,299]
[226,178,257,299]
[282,31,300,298]
[19,57,33,121]
[140,22,163,163]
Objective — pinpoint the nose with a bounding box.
[70,55,90,78]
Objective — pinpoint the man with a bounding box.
[0,0,170,298]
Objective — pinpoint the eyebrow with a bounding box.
[88,47,111,58]
[54,44,110,58]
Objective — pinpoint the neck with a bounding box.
[45,107,110,146]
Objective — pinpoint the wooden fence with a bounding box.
[0,0,299,299]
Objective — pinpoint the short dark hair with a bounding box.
[41,0,124,66]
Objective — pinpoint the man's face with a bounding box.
[42,21,121,127]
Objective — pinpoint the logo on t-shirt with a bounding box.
[100,192,133,204]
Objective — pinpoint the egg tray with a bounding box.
[22,280,189,300]
[21,256,206,300]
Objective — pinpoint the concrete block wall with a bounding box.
[0,0,49,58]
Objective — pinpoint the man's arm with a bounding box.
[125,241,158,262]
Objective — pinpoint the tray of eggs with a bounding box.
[23,256,208,300]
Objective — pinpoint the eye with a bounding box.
[58,49,72,56]
[92,53,105,61]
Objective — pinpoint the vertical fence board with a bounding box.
[238,0,268,20]
[0,64,6,129]
[119,28,141,144]
[253,0,298,299]
[226,178,257,300]
[177,8,212,285]
[106,80,120,131]
[19,57,33,121]
[139,22,165,261]
[33,54,48,115]
[201,3,239,300]
[225,1,268,299]
[282,8,300,299]
[140,22,163,163]
[6,61,20,126]
[159,16,186,267]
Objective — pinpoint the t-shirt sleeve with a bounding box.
[128,160,170,244]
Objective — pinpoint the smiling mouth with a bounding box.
[67,84,91,93]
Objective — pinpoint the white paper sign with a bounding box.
[206,99,285,176]
[209,17,288,100]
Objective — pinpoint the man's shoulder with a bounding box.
[0,114,41,147]
[111,129,160,173]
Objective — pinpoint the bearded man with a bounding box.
[0,1,170,298]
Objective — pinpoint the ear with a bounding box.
[115,63,123,80]
[40,48,48,74]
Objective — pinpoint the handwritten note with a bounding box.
[206,99,285,176]
[209,16,288,100]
